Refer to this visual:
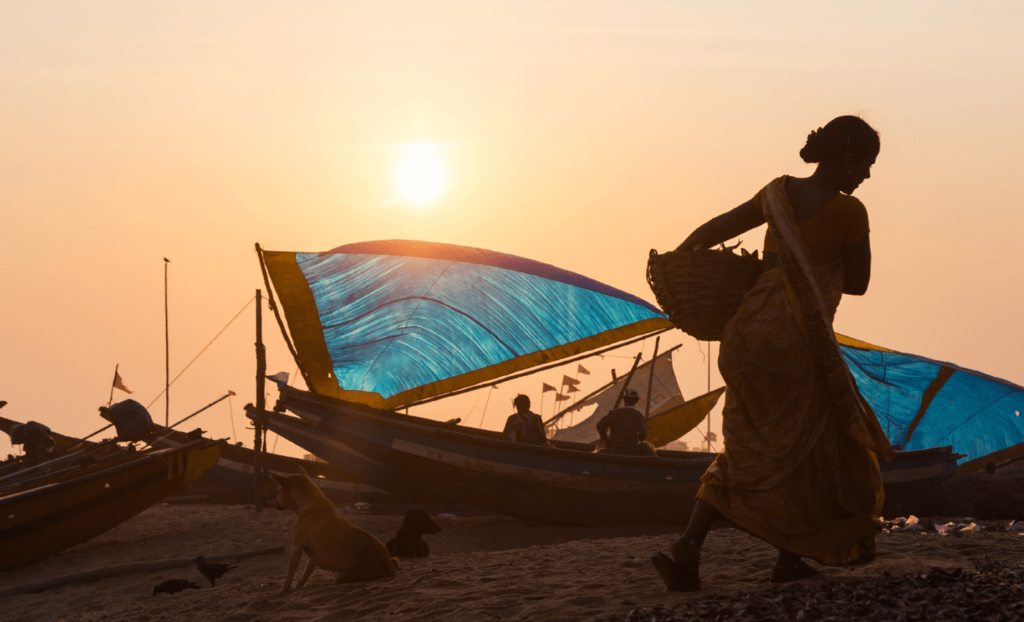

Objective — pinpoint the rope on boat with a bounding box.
[146,296,256,410]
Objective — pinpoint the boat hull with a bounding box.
[0,440,221,570]
[274,388,963,526]
[268,393,712,525]
[153,427,404,505]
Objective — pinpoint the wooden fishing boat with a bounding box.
[0,437,222,569]
[255,386,961,526]
[149,424,407,505]
[246,241,966,525]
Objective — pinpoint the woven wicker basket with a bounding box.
[646,246,763,341]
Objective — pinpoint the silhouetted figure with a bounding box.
[152,579,201,597]
[10,421,56,466]
[193,556,239,587]
[596,388,656,456]
[653,115,887,592]
[386,509,442,558]
[502,395,549,446]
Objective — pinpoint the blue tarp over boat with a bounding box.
[838,334,1024,471]
[261,240,671,410]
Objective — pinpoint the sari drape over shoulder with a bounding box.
[698,177,895,566]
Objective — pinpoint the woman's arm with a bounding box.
[675,199,766,252]
[842,235,871,295]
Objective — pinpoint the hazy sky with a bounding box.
[2,1,1023,457]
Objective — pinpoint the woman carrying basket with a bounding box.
[652,116,895,591]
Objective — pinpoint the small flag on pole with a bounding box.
[554,393,571,402]
[562,375,580,387]
[113,370,133,394]
[542,383,557,393]
[708,431,718,443]
[577,364,590,375]
[566,385,580,393]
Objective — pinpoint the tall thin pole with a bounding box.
[254,289,266,512]
[707,341,712,449]
[645,337,660,420]
[164,258,171,427]
[108,364,119,407]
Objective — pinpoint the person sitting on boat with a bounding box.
[596,388,656,457]
[502,395,549,446]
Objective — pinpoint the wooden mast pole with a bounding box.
[611,351,643,410]
[164,258,170,427]
[254,289,266,511]
[707,341,712,450]
[644,336,660,420]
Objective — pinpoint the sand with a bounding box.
[2,504,1024,622]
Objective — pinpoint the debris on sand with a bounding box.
[609,559,1024,622]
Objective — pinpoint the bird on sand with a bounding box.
[193,556,239,587]
[152,579,201,597]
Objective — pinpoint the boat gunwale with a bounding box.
[0,439,222,507]
[280,386,961,469]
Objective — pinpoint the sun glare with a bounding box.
[395,143,446,205]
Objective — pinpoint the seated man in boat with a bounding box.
[596,388,656,457]
[502,395,550,446]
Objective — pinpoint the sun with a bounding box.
[395,143,446,205]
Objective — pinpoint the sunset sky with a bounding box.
[2,2,1023,458]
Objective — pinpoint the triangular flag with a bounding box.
[566,385,580,393]
[554,393,571,402]
[542,383,557,393]
[113,371,133,394]
[562,375,580,387]
[577,364,590,375]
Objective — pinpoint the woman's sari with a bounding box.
[698,177,895,565]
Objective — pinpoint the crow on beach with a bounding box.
[152,579,201,597]
[194,556,239,587]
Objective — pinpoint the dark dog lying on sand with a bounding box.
[386,509,442,558]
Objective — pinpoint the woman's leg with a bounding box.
[770,548,819,583]
[652,499,722,592]
[677,499,722,553]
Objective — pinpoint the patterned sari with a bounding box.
[698,177,895,565]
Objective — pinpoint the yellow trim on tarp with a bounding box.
[834,333,896,353]
[263,250,673,409]
[263,251,341,399]
[647,387,726,448]
[375,317,673,409]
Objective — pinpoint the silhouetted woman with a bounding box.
[652,116,895,590]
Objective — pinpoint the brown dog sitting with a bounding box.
[270,467,398,592]
[386,509,442,558]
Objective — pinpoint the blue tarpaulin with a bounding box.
[838,334,1024,470]
[262,240,671,409]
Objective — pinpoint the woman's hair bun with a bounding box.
[799,116,880,164]
[799,127,828,163]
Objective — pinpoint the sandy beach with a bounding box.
[2,502,1023,622]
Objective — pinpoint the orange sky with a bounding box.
[2,2,1023,458]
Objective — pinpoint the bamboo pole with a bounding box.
[644,336,660,420]
[164,258,170,428]
[254,289,266,511]
[611,351,644,410]
[108,364,118,408]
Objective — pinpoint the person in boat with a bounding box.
[595,387,656,457]
[502,395,549,446]
[651,116,895,591]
